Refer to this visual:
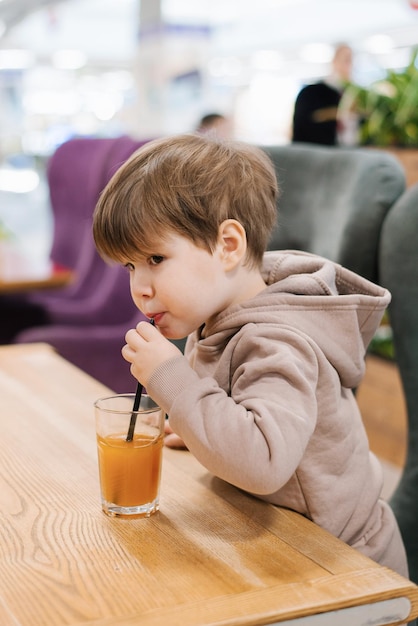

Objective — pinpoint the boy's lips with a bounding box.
[148,312,164,325]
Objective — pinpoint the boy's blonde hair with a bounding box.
[93,133,278,269]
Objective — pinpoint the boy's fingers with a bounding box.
[135,321,159,340]
[164,421,174,435]
[164,433,188,449]
[124,322,156,346]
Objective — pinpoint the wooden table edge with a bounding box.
[71,567,418,625]
[0,266,74,293]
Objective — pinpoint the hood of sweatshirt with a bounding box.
[201,250,391,390]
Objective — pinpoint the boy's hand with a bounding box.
[122,321,182,387]
[164,420,188,449]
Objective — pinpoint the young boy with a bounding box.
[93,134,408,578]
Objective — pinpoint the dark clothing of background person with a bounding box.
[291,43,353,146]
[291,81,342,146]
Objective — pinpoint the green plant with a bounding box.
[0,220,12,241]
[367,310,395,361]
[342,48,418,146]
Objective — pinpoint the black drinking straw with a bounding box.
[126,318,155,442]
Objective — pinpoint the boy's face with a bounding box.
[124,232,235,339]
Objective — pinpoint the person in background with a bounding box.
[196,112,233,139]
[292,43,355,146]
[92,133,408,580]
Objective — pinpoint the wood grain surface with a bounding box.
[0,343,417,626]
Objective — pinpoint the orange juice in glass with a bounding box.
[94,394,164,518]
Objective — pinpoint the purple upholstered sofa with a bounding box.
[14,135,150,392]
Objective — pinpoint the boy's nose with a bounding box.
[130,273,153,299]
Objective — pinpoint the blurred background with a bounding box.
[1,0,418,261]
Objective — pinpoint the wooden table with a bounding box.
[0,262,73,294]
[1,343,417,626]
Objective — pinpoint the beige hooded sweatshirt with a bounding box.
[147,250,408,577]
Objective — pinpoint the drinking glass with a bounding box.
[94,394,164,518]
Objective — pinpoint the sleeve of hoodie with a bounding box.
[146,323,320,495]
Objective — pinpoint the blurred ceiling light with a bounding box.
[23,90,81,115]
[251,50,283,71]
[299,42,334,64]
[0,168,40,194]
[52,49,87,70]
[208,56,242,76]
[93,101,118,121]
[378,46,412,69]
[102,70,135,90]
[364,34,394,54]
[0,49,35,70]
[78,70,134,92]
[85,90,123,120]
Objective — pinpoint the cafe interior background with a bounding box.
[1,0,418,270]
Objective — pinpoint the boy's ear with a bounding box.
[217,219,247,270]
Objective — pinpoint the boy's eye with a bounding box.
[124,262,135,272]
[148,255,164,266]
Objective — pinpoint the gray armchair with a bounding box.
[380,182,418,585]
[261,143,418,584]
[263,142,405,282]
